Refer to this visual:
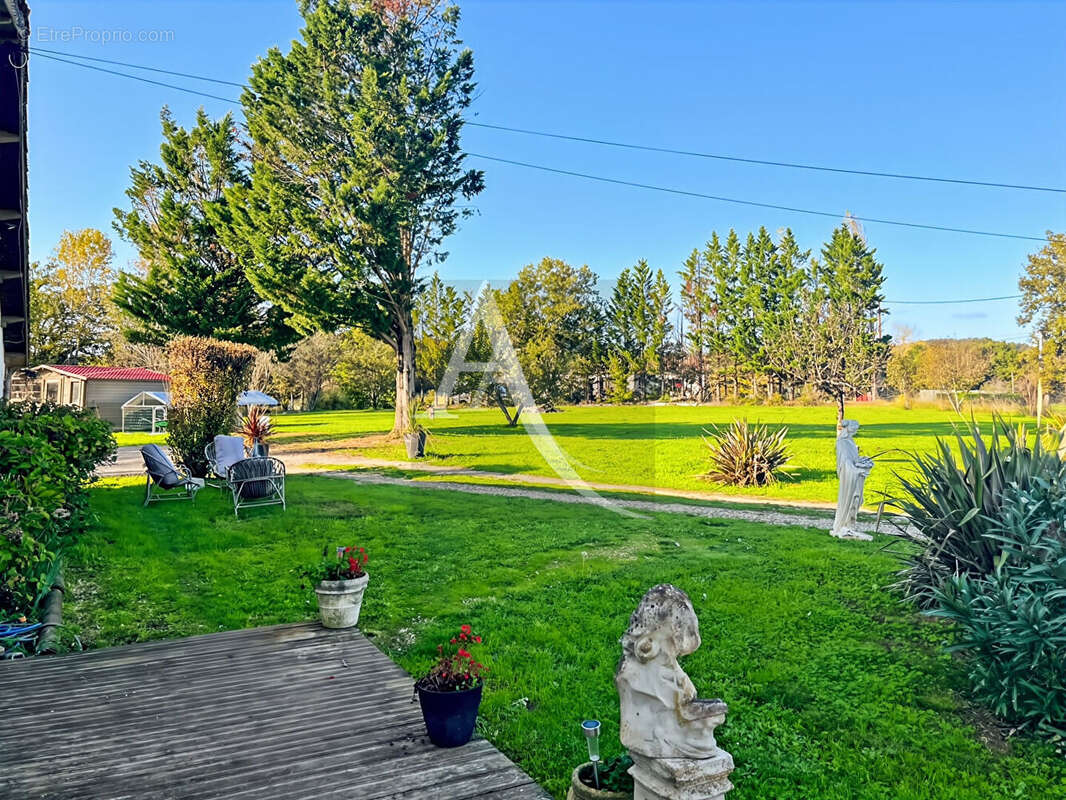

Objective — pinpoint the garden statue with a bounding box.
[617,584,734,800]
[831,419,875,541]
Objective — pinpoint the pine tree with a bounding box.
[414,272,470,395]
[703,232,732,400]
[112,108,295,353]
[765,224,889,420]
[228,0,483,435]
[761,228,809,397]
[648,268,673,396]
[679,248,708,399]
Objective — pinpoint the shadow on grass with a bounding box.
[430,420,980,443]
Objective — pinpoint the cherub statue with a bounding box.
[831,419,875,541]
[616,584,728,759]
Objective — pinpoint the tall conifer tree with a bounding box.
[113,109,295,353]
[229,0,484,434]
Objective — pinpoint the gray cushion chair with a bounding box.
[228,457,286,518]
[205,435,250,488]
[140,444,202,506]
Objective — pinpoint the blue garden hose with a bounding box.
[0,622,43,657]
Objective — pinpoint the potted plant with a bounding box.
[402,404,427,459]
[238,406,273,457]
[303,546,369,629]
[567,755,634,800]
[414,624,487,747]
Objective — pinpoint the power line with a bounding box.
[29,46,1066,195]
[31,51,241,105]
[884,294,1022,305]
[468,153,1047,242]
[29,46,247,88]
[30,48,1052,243]
[466,122,1066,195]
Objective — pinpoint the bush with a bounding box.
[930,479,1066,738]
[167,336,258,475]
[0,401,115,628]
[702,419,791,487]
[890,419,1064,607]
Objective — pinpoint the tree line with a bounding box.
[28,220,1063,417]
[23,1,1066,422]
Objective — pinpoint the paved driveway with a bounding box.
[99,445,146,477]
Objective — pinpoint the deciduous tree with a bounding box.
[495,257,600,410]
[333,330,395,409]
[29,229,118,364]
[272,333,344,411]
[1018,232,1066,387]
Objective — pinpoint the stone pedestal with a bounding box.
[629,751,734,800]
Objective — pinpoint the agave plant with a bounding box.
[888,417,1065,607]
[702,419,791,487]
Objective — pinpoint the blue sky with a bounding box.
[26,0,1066,341]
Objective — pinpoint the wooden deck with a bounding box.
[0,623,552,800]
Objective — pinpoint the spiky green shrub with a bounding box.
[930,479,1066,738]
[890,419,1064,607]
[703,419,791,487]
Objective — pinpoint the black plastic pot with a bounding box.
[415,682,482,747]
[404,430,427,459]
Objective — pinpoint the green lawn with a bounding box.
[116,403,1033,504]
[68,476,1064,799]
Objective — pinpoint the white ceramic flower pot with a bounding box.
[314,573,369,629]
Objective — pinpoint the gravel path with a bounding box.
[102,445,892,534]
[321,470,889,535]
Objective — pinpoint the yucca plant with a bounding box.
[703,419,791,487]
[1045,411,1066,458]
[929,479,1066,738]
[889,417,1065,607]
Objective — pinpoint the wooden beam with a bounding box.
[0,129,19,143]
[0,269,21,280]
[0,209,20,221]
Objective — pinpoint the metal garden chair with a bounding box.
[228,457,286,517]
[205,435,249,489]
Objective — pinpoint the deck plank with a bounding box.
[0,623,552,800]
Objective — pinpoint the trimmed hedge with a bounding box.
[166,336,258,476]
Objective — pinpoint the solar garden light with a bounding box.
[581,719,601,789]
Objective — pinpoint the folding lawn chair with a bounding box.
[140,444,202,506]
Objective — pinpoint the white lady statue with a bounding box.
[831,419,874,541]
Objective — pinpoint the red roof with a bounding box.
[47,365,169,382]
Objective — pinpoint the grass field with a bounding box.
[115,403,1033,504]
[68,476,1064,800]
